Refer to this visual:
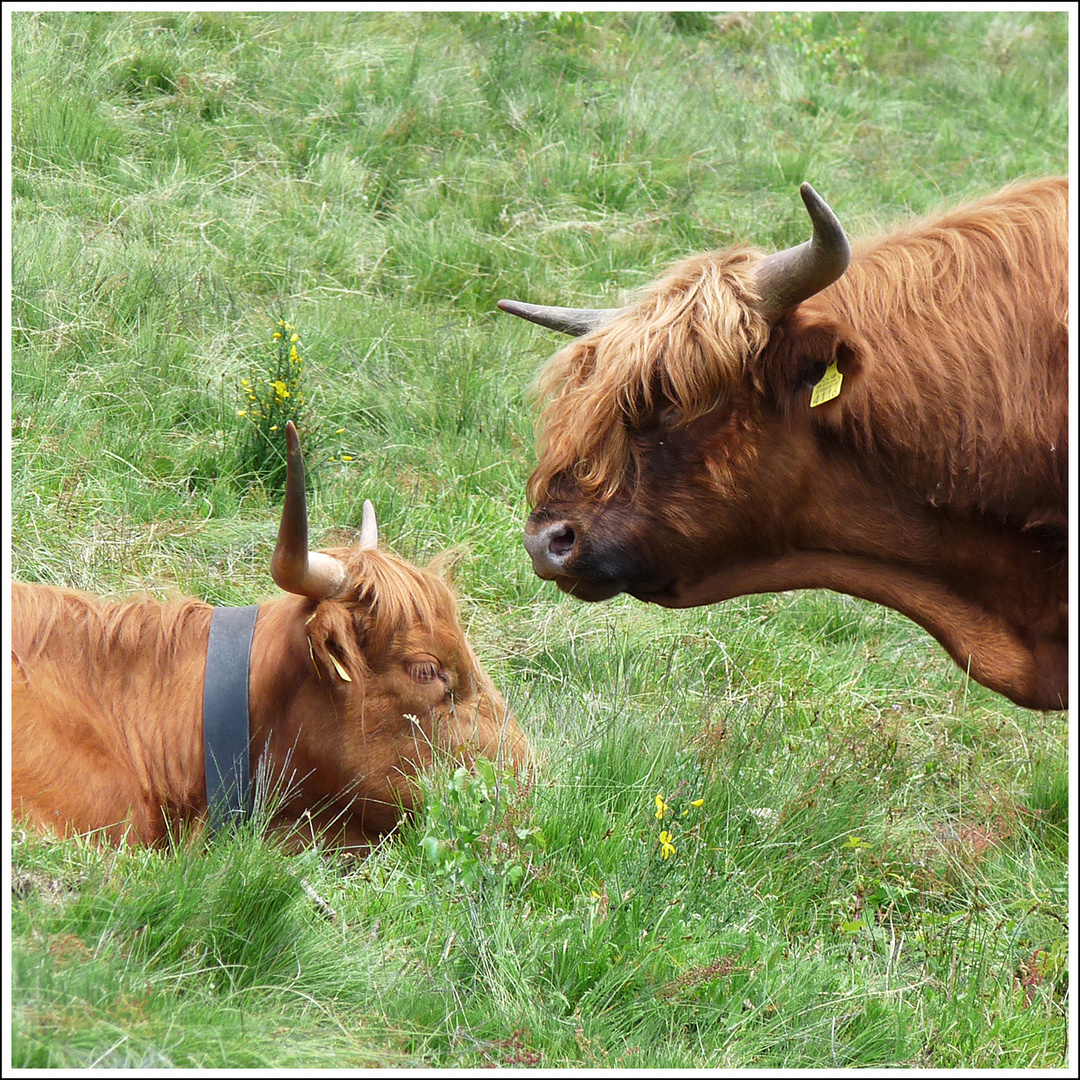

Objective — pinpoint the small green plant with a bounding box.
[235,320,309,493]
[764,12,868,79]
[419,759,544,890]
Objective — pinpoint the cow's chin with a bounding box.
[551,566,679,604]
[554,575,626,602]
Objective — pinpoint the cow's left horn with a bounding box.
[271,422,348,601]
[358,499,378,551]
[497,299,626,337]
[753,183,851,313]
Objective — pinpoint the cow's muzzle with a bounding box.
[523,513,653,601]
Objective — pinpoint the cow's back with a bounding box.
[11,581,211,843]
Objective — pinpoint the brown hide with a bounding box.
[514,179,1068,709]
[11,550,528,848]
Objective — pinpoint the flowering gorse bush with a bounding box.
[235,320,310,493]
[234,320,358,492]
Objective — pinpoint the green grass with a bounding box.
[9,10,1069,1069]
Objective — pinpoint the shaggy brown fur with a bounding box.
[524,178,1067,709]
[12,548,529,848]
[531,249,772,503]
[785,178,1067,525]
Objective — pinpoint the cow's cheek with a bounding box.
[323,684,414,794]
[626,414,761,569]
[675,409,805,557]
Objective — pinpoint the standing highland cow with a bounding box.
[500,179,1068,709]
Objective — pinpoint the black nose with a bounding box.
[524,520,578,575]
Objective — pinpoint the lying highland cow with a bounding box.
[12,422,528,848]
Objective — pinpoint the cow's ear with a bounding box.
[306,602,368,682]
[761,313,864,410]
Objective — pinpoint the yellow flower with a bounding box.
[655,794,669,820]
[340,454,354,462]
[236,409,248,417]
[271,380,290,398]
[290,333,299,343]
[272,332,282,340]
[691,798,704,807]
[659,831,675,859]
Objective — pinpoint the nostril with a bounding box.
[524,519,578,571]
[548,525,576,558]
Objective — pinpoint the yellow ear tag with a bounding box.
[307,636,322,679]
[810,360,843,407]
[328,654,352,682]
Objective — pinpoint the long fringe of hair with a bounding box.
[292,546,474,684]
[529,177,1067,512]
[530,249,771,503]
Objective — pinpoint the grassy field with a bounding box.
[8,10,1070,1068]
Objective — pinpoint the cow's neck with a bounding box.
[747,458,1065,708]
[243,596,331,825]
[805,264,1067,530]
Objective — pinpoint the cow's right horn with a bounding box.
[496,299,626,337]
[271,421,348,601]
[753,183,851,314]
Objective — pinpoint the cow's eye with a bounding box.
[656,403,680,426]
[635,403,680,438]
[407,657,447,686]
[632,406,678,451]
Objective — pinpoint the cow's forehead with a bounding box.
[395,622,470,663]
[329,546,457,609]
[314,546,477,662]
[529,255,772,505]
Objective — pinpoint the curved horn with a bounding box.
[271,421,348,600]
[496,298,626,337]
[753,183,851,314]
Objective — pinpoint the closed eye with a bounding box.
[632,402,681,444]
[407,658,448,687]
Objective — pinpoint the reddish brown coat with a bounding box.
[516,179,1067,709]
[11,548,528,848]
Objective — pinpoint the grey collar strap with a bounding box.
[202,604,260,833]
